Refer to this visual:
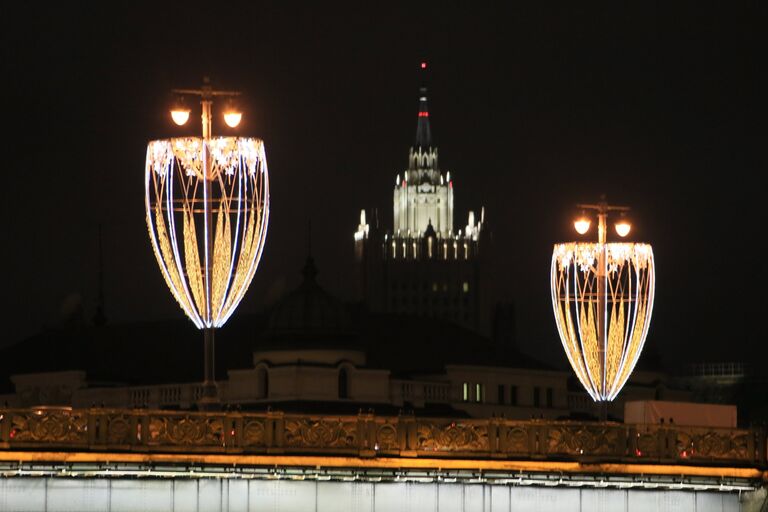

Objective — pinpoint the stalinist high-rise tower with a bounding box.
[355,66,489,332]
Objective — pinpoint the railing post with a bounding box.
[98,410,109,445]
[531,422,544,456]
[399,414,416,455]
[0,409,10,446]
[266,410,284,453]
[87,409,98,447]
[396,415,407,452]
[498,421,508,454]
[618,424,629,458]
[628,426,638,458]
[657,426,666,460]
[758,428,767,465]
[231,412,243,451]
[223,413,236,450]
[357,411,375,457]
[488,418,499,456]
[129,410,140,449]
[140,412,150,449]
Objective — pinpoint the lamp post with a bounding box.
[551,197,655,419]
[145,78,270,409]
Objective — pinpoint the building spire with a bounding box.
[414,62,432,149]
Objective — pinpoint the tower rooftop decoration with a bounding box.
[550,197,654,403]
[144,77,269,407]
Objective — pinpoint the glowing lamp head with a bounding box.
[615,220,631,237]
[170,109,190,126]
[223,111,242,128]
[574,216,591,235]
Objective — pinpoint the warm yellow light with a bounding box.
[574,217,591,235]
[551,242,655,402]
[223,111,242,128]
[615,221,631,237]
[145,137,270,329]
[171,109,190,126]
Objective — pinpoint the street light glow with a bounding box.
[224,111,242,128]
[574,217,591,235]
[170,109,190,125]
[615,220,631,237]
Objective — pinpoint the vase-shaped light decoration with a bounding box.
[145,137,269,329]
[551,242,655,401]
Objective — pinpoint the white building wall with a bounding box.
[0,478,742,512]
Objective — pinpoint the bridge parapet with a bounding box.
[1,408,765,468]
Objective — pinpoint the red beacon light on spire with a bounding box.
[421,62,427,69]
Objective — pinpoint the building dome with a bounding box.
[261,257,355,346]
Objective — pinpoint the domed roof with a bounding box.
[261,257,355,346]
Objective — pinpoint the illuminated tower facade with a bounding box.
[392,88,453,235]
[355,82,488,331]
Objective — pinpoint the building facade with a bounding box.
[355,86,490,331]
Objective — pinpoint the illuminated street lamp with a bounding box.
[551,197,655,407]
[144,78,269,409]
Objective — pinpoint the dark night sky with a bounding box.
[1,4,763,368]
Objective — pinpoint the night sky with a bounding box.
[2,4,762,369]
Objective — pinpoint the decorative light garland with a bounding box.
[551,242,655,401]
[145,137,269,329]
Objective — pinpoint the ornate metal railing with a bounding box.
[0,408,765,467]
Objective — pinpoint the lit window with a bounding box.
[475,383,483,403]
[462,382,469,402]
[463,282,469,293]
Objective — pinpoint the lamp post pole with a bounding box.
[576,198,630,421]
[171,78,241,409]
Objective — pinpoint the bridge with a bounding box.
[1,408,766,511]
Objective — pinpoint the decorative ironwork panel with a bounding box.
[146,414,224,446]
[634,429,662,458]
[544,424,623,456]
[8,410,88,444]
[414,421,489,452]
[105,413,133,445]
[676,428,753,462]
[241,418,267,447]
[284,418,358,449]
[503,424,534,454]
[375,421,400,451]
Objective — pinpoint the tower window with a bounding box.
[533,387,541,407]
[498,384,505,405]
[463,282,469,293]
[462,382,469,402]
[257,368,268,399]
[546,388,554,408]
[510,385,518,406]
[338,368,349,399]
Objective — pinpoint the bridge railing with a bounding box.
[0,408,765,467]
